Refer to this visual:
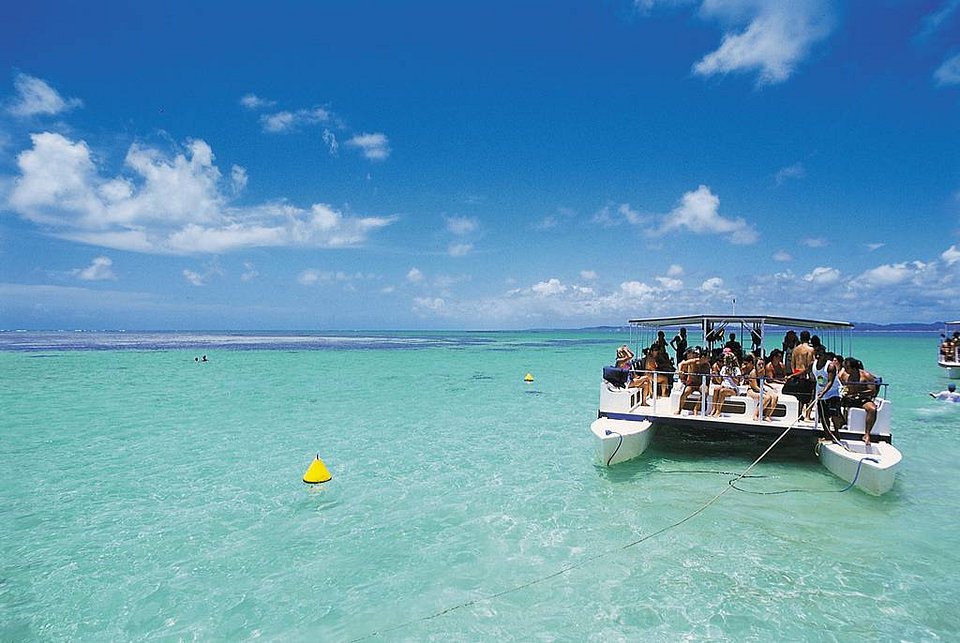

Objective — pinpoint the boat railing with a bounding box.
[616,366,890,420]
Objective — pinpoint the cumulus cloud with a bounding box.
[701,276,725,293]
[346,132,390,160]
[773,250,792,262]
[803,266,840,284]
[531,278,567,296]
[655,185,758,244]
[802,237,827,248]
[7,73,82,118]
[6,132,396,254]
[935,52,960,86]
[261,107,331,133]
[667,264,684,277]
[942,245,960,265]
[580,270,598,280]
[407,267,424,283]
[858,261,931,287]
[73,256,116,281]
[239,93,275,110]
[691,0,835,85]
[445,216,478,235]
[448,243,472,257]
[656,276,683,289]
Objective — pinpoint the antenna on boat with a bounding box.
[732,297,736,315]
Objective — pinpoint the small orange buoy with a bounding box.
[303,455,332,484]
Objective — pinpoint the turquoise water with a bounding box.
[1,330,958,641]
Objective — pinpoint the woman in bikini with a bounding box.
[745,355,779,421]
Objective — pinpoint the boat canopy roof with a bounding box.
[626,314,854,330]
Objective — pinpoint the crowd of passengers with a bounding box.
[614,328,880,443]
[940,331,960,362]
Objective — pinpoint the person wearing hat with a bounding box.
[615,344,634,370]
[930,383,960,402]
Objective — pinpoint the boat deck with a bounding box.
[598,387,893,443]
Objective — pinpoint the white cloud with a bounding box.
[802,237,827,248]
[322,129,339,156]
[858,261,930,287]
[448,243,473,257]
[701,276,725,293]
[691,0,835,85]
[6,132,396,254]
[73,256,116,281]
[239,94,275,110]
[655,185,758,244]
[182,258,223,286]
[656,276,683,289]
[297,269,323,286]
[775,162,805,185]
[942,245,960,265]
[667,264,684,277]
[531,278,567,296]
[260,107,331,133]
[919,0,960,39]
[413,296,445,312]
[773,250,792,262]
[935,52,960,86]
[446,216,478,235]
[231,165,248,192]
[407,267,424,283]
[7,73,82,118]
[865,242,885,252]
[803,266,840,284]
[580,270,598,280]
[240,261,259,282]
[346,132,390,160]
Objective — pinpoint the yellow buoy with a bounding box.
[303,455,332,484]
[524,373,534,382]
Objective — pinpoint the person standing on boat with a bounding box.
[782,330,798,369]
[724,333,743,361]
[788,330,816,417]
[839,357,878,444]
[811,347,842,438]
[930,383,960,402]
[670,327,688,364]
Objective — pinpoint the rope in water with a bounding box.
[349,417,805,642]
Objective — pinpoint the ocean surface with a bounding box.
[1,329,958,641]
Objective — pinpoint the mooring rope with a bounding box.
[349,417,805,642]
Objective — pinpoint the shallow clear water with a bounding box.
[1,330,958,641]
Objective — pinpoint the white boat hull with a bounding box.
[817,439,901,495]
[592,417,655,466]
[938,361,960,379]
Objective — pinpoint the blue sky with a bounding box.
[1,0,959,329]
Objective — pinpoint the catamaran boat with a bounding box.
[938,321,960,379]
[591,315,901,495]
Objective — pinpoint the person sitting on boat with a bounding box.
[615,345,634,370]
[743,354,779,421]
[709,351,741,417]
[811,347,842,438]
[930,383,960,402]
[674,348,708,415]
[627,347,659,405]
[839,357,879,444]
[765,349,787,386]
